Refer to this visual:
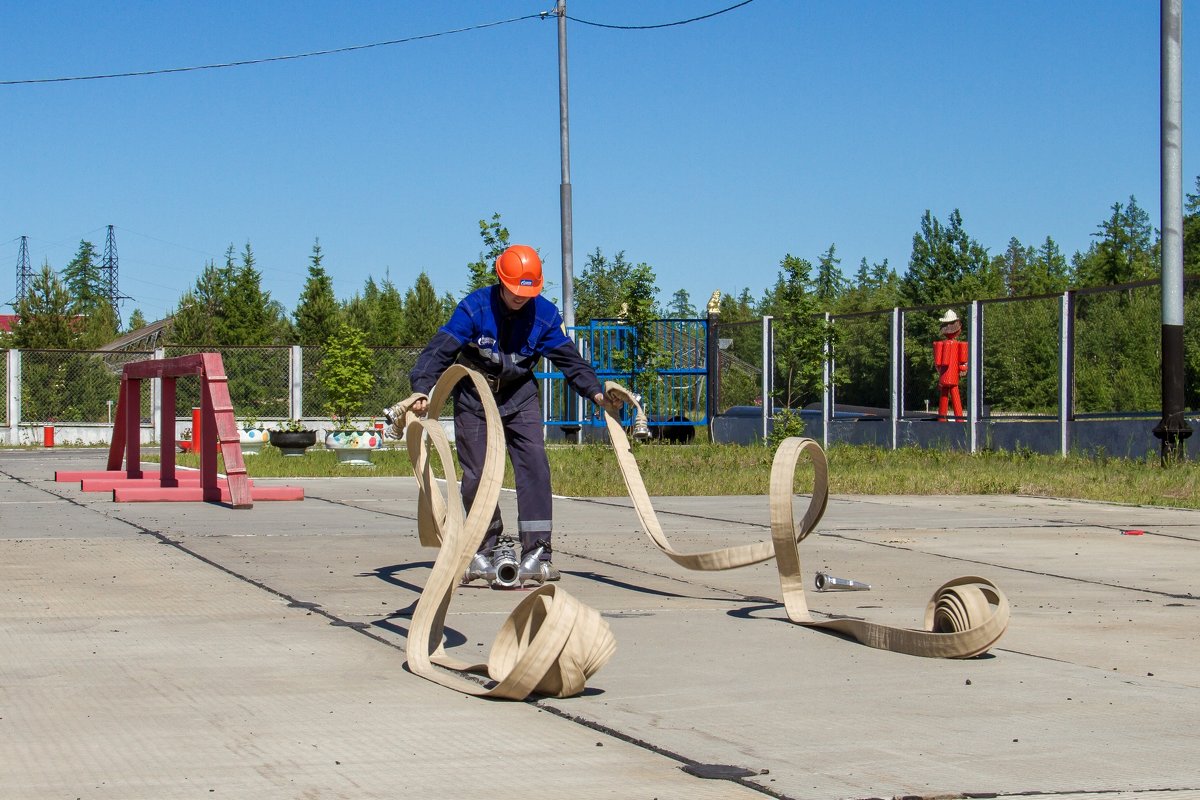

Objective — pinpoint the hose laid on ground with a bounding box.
[394,369,1008,700]
[601,382,1009,659]
[395,365,616,700]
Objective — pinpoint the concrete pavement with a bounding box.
[2,448,1199,799]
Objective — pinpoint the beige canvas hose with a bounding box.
[395,365,616,700]
[394,369,1008,700]
[601,382,1009,660]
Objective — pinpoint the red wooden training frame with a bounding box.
[54,353,303,507]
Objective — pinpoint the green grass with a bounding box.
[150,441,1200,510]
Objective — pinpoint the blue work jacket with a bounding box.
[409,285,603,416]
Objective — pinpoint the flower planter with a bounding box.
[239,427,270,456]
[269,429,317,457]
[324,429,382,466]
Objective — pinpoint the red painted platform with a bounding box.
[114,485,304,503]
[56,353,303,508]
[79,475,258,493]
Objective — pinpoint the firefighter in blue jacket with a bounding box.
[409,244,618,585]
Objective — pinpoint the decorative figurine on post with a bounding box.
[933,309,968,421]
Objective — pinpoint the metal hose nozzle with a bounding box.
[490,539,520,589]
[814,572,871,592]
[462,552,494,584]
[382,401,409,439]
[517,546,549,585]
[631,412,652,440]
[628,393,652,440]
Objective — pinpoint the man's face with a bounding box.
[499,284,534,311]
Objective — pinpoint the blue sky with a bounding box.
[2,1,1196,323]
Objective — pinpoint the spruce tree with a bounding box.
[370,275,404,346]
[224,242,268,345]
[814,244,846,306]
[401,272,447,345]
[717,287,758,324]
[343,277,380,334]
[902,209,989,306]
[667,288,696,318]
[61,240,105,314]
[13,264,74,349]
[294,239,341,345]
[126,308,148,332]
[168,262,227,344]
[1073,196,1155,287]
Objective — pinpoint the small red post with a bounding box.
[43,426,55,448]
[192,407,202,450]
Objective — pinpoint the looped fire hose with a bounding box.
[398,365,616,699]
[398,370,1008,701]
[602,382,1009,659]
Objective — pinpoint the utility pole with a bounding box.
[1154,0,1193,463]
[556,0,575,330]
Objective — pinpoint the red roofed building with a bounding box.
[0,314,18,333]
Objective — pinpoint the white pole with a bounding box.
[761,315,773,441]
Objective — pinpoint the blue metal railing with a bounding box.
[538,319,708,430]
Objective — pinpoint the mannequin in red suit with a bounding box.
[933,309,967,421]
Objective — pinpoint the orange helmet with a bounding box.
[495,244,543,297]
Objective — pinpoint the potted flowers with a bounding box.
[269,419,317,457]
[317,323,380,466]
[237,414,270,456]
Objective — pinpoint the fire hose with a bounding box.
[390,368,1009,700]
[393,365,616,700]
[600,381,1009,660]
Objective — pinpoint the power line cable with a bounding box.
[113,225,222,260]
[0,3,755,86]
[566,0,755,30]
[0,13,543,85]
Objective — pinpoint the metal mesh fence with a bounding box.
[302,346,422,421]
[365,347,422,420]
[829,310,891,411]
[163,346,291,421]
[713,319,764,414]
[1072,283,1162,416]
[2,345,425,428]
[19,349,154,423]
[980,295,1061,417]
[825,277,1198,422]
[0,350,6,426]
[6,280,1196,434]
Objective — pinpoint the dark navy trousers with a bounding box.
[454,398,554,561]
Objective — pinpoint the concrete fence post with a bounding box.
[968,300,981,453]
[1059,291,1075,457]
[290,345,303,421]
[7,349,20,445]
[152,348,164,444]
[890,307,902,450]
